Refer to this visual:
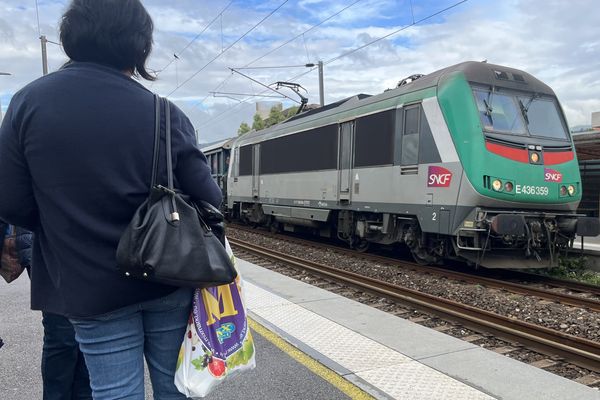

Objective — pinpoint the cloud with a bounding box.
[1,0,599,138]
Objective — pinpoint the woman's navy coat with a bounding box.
[0,62,222,317]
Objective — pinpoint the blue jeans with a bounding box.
[41,312,92,400]
[70,287,193,400]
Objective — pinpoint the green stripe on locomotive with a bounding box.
[437,71,581,205]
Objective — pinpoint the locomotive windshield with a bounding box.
[473,87,569,140]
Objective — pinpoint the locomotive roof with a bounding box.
[234,61,556,147]
[199,137,235,152]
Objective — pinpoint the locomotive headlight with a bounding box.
[530,152,540,163]
[560,185,568,196]
[567,184,576,196]
[504,181,514,192]
[492,179,503,191]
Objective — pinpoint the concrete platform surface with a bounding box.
[237,258,600,400]
[0,273,355,400]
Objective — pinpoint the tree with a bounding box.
[283,106,299,118]
[264,106,286,128]
[237,122,251,136]
[251,113,265,131]
[239,105,298,135]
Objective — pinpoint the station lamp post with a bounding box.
[304,61,324,107]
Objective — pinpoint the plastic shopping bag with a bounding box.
[175,239,256,398]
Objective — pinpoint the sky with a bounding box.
[0,0,599,143]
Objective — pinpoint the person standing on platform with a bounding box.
[0,0,221,399]
[2,221,92,398]
[16,227,92,400]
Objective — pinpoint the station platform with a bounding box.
[2,259,599,399]
[237,259,599,400]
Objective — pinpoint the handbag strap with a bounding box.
[149,95,180,221]
[164,97,173,190]
[150,94,161,189]
[150,95,174,191]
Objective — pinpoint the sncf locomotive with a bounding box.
[223,61,600,268]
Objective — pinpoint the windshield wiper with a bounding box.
[518,93,539,125]
[518,99,529,124]
[484,87,495,123]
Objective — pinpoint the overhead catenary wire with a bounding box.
[211,91,286,98]
[195,0,470,131]
[194,66,315,130]
[232,64,318,70]
[166,0,290,98]
[186,0,364,114]
[324,0,468,66]
[155,0,234,78]
[229,68,301,104]
[243,0,364,68]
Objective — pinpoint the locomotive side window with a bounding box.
[354,109,395,167]
[259,124,338,174]
[354,110,396,167]
[401,105,420,165]
[239,145,253,176]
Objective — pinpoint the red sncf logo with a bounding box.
[544,168,562,182]
[427,166,452,187]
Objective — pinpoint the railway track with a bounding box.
[229,237,600,373]
[498,269,600,297]
[228,224,600,312]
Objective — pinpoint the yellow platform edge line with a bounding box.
[248,317,376,400]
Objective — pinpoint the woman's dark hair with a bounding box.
[59,0,155,81]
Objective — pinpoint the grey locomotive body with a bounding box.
[225,62,598,268]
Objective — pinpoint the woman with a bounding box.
[0,0,221,398]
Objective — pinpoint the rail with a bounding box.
[229,237,600,372]
[228,224,600,311]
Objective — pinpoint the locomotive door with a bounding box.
[338,121,354,203]
[252,144,260,199]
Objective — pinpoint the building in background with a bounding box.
[256,101,282,119]
[592,111,600,131]
[575,111,600,218]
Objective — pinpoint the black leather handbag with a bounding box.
[116,95,237,288]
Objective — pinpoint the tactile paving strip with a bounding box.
[357,364,494,400]
[244,281,289,308]
[245,282,495,399]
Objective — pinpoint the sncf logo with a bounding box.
[427,166,453,187]
[544,168,562,183]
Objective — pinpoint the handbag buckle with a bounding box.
[156,185,177,195]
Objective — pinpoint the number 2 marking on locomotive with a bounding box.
[432,212,437,221]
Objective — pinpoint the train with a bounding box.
[201,137,235,204]
[201,61,600,269]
